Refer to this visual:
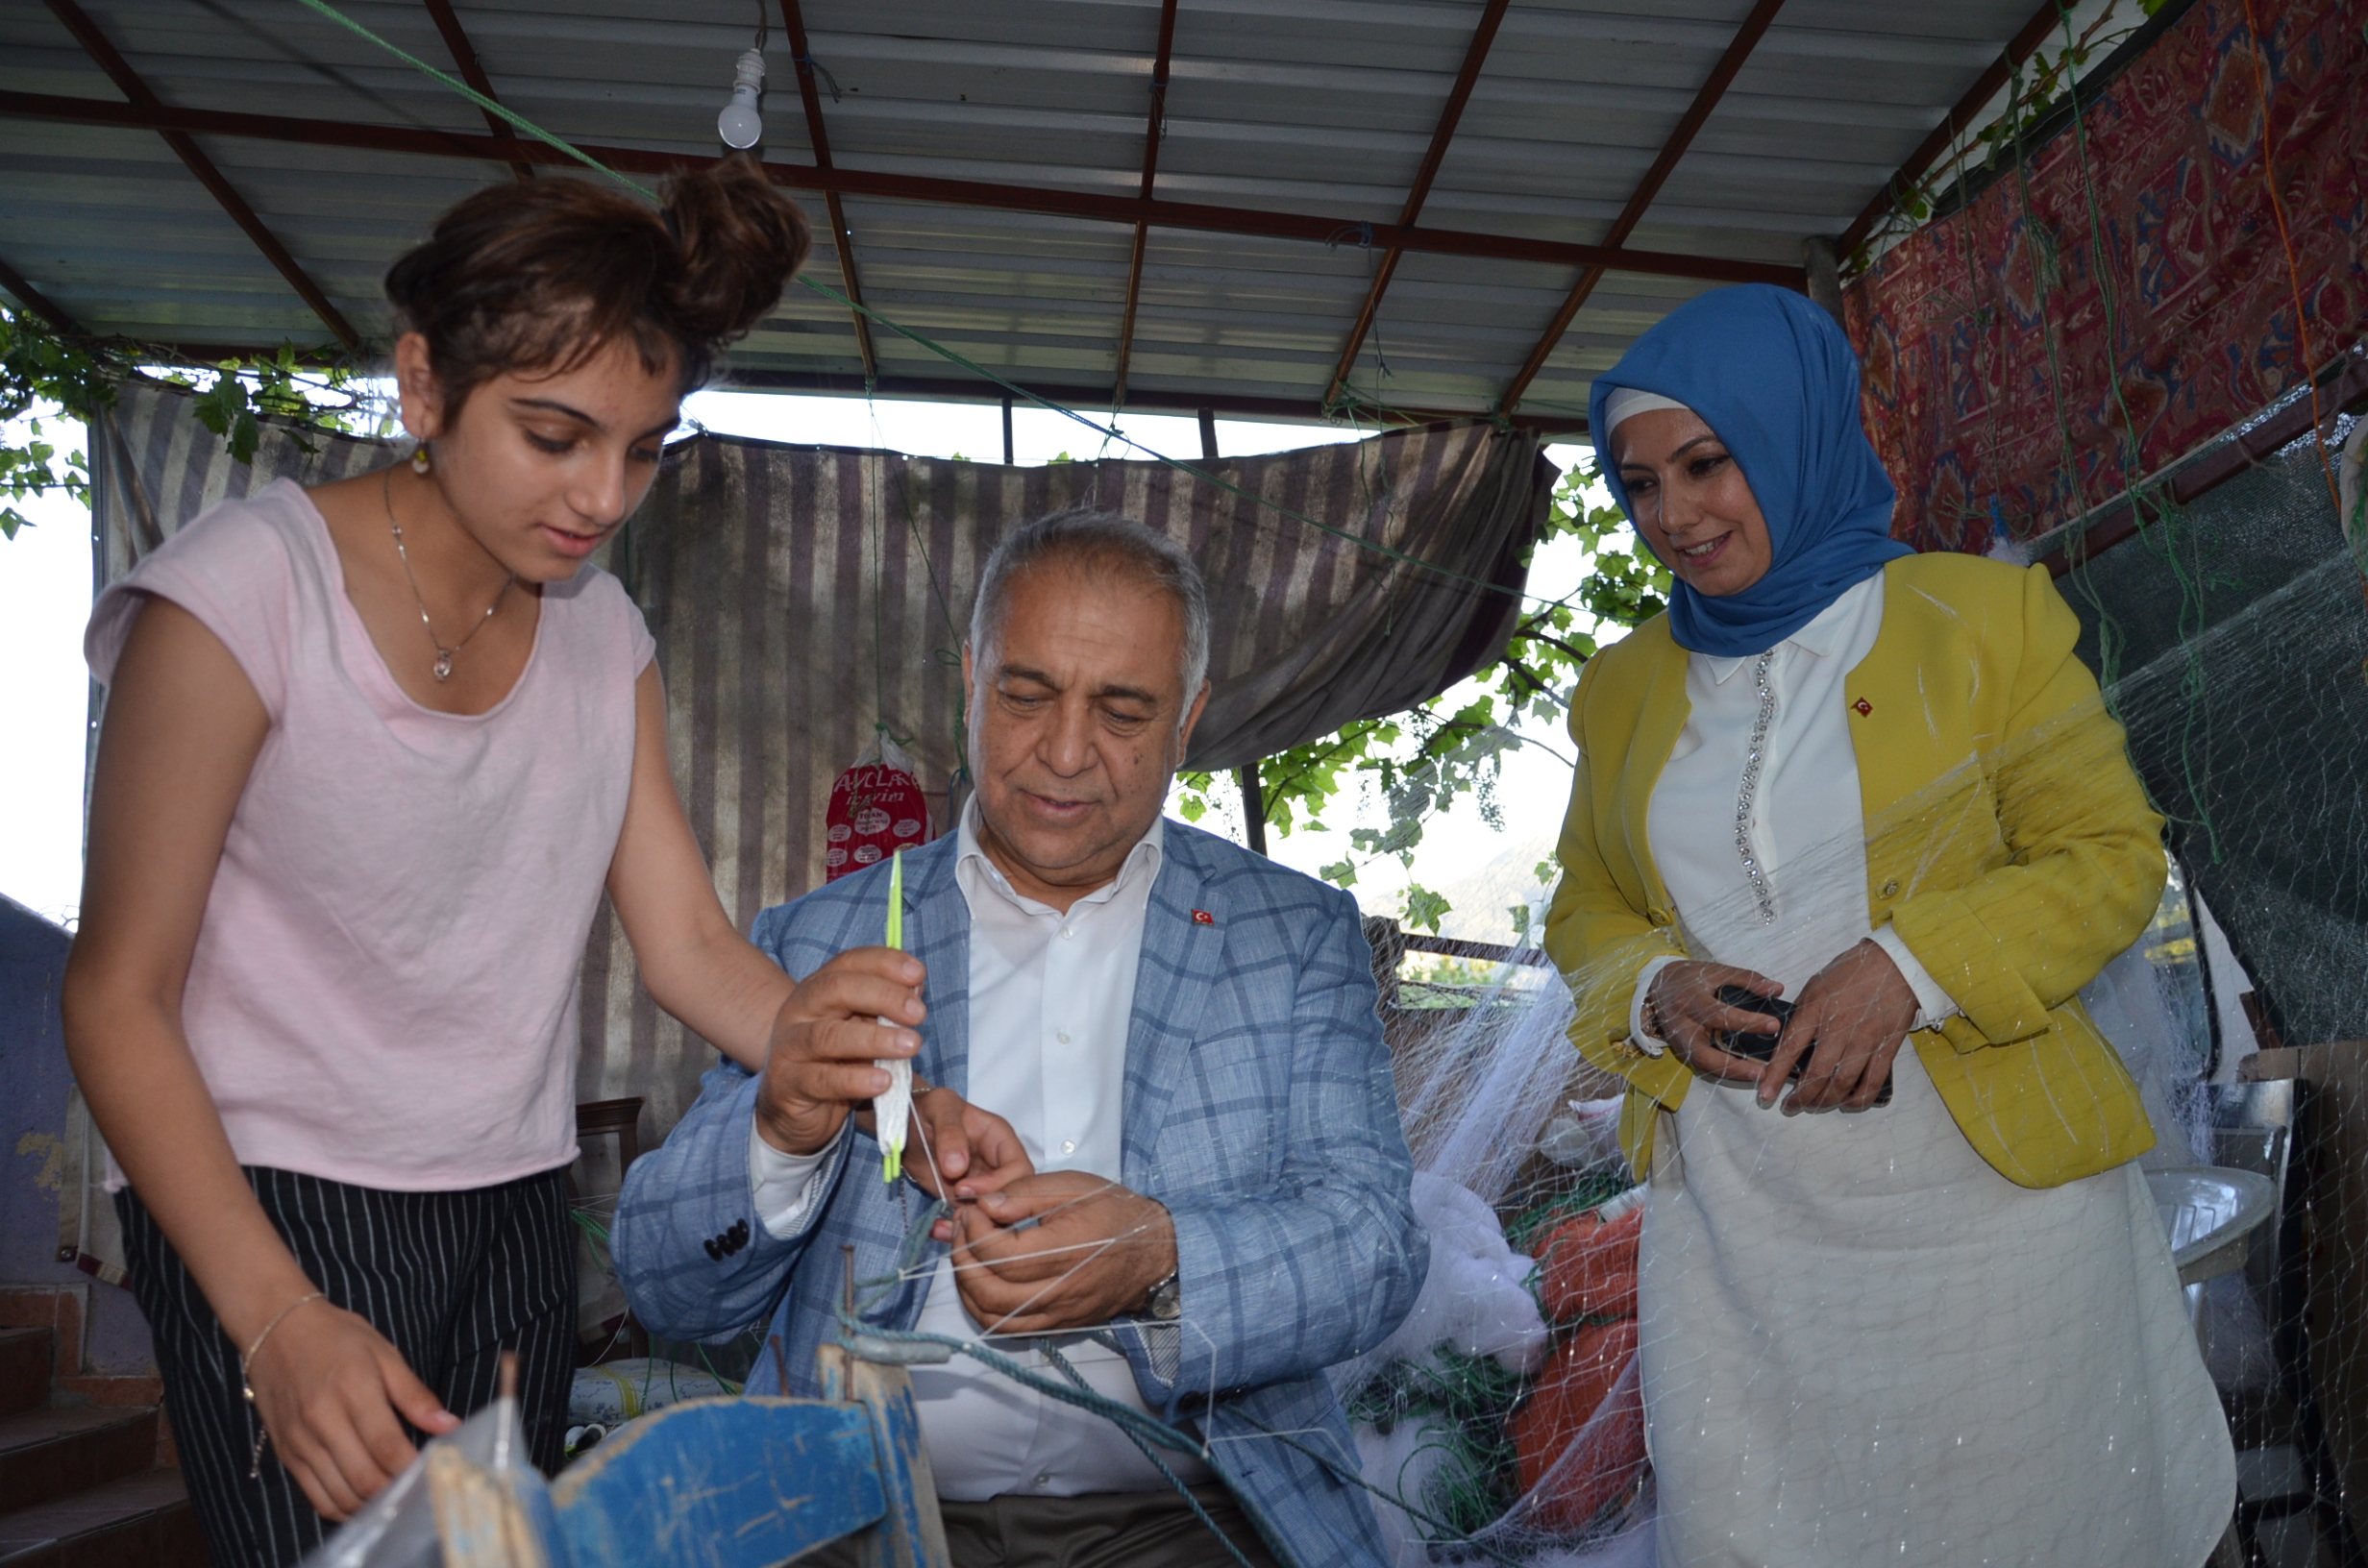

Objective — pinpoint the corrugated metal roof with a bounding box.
[0,0,2059,429]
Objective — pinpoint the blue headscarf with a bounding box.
[1588,283,1909,657]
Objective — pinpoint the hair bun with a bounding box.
[384,155,813,409]
[660,155,813,347]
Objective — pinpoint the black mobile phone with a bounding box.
[1710,985,1892,1107]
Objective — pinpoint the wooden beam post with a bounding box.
[0,89,1806,288]
[419,0,533,180]
[39,0,358,350]
[1835,0,2072,261]
[1322,0,1512,412]
[1497,0,1791,416]
[1110,0,1182,410]
[0,253,79,335]
[778,0,877,384]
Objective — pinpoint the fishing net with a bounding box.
[1346,866,2243,1566]
[47,0,2364,1557]
[546,402,2364,1566]
[2057,414,2368,1052]
[1317,402,2368,1566]
[1333,961,1652,1567]
[530,434,2365,1564]
[534,408,2364,1568]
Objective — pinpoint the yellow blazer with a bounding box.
[1542,552,2165,1189]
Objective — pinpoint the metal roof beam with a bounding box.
[1498,0,1789,417]
[0,253,80,335]
[39,0,358,351]
[1109,0,1181,411]
[115,344,1593,434]
[779,0,876,384]
[1836,0,2068,259]
[419,0,532,181]
[687,366,1595,434]
[0,90,1801,288]
[1322,0,1511,412]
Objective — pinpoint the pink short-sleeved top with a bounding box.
[85,478,655,1192]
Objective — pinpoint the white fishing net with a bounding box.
[1342,853,2246,1567]
[553,413,2364,1568]
[1315,415,2368,1567]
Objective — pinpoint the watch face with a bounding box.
[1149,1275,1182,1321]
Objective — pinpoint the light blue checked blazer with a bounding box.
[611,821,1425,1568]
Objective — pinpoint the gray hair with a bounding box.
[967,508,1212,709]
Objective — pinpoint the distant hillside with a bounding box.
[1426,832,1560,945]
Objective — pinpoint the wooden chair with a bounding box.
[573,1099,649,1367]
[574,1098,644,1179]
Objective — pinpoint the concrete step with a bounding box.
[0,1336,45,1422]
[0,1468,205,1567]
[0,1409,157,1516]
[45,1384,170,1475]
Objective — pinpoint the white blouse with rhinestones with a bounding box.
[1628,573,1958,1051]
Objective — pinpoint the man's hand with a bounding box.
[902,1087,1034,1209]
[1645,960,1789,1085]
[1759,939,1918,1114]
[948,1172,1176,1337]
[755,948,926,1157]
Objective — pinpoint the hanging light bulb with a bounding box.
[717,48,766,149]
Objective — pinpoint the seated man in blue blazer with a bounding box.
[612,508,1426,1568]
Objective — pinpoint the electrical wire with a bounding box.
[289,0,1557,610]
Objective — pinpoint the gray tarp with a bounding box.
[89,380,1552,1133]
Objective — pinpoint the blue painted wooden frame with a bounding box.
[552,1398,884,1566]
[536,1346,950,1568]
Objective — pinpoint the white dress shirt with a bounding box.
[1630,573,1958,1048]
[749,800,1211,1499]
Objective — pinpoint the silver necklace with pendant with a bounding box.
[383,468,515,682]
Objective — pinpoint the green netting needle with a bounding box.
[876,849,911,1183]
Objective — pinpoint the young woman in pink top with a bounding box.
[62,159,1017,1565]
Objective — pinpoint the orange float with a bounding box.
[1532,1203,1642,1323]
[1507,1317,1646,1533]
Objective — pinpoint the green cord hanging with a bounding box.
[283,0,1566,612]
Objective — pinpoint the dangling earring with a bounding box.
[409,443,432,477]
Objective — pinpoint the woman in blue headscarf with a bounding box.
[1542,286,2232,1565]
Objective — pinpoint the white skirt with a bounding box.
[1639,1046,2234,1568]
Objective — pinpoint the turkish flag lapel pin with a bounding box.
[1192,909,1217,925]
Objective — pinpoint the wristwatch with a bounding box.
[1142,1270,1182,1322]
[1636,991,1668,1056]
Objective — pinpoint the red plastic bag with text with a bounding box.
[824,734,933,881]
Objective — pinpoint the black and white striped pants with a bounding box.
[117,1164,577,1568]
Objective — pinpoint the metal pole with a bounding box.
[1198,408,1270,857]
[1238,763,1268,855]
[1001,396,1015,466]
